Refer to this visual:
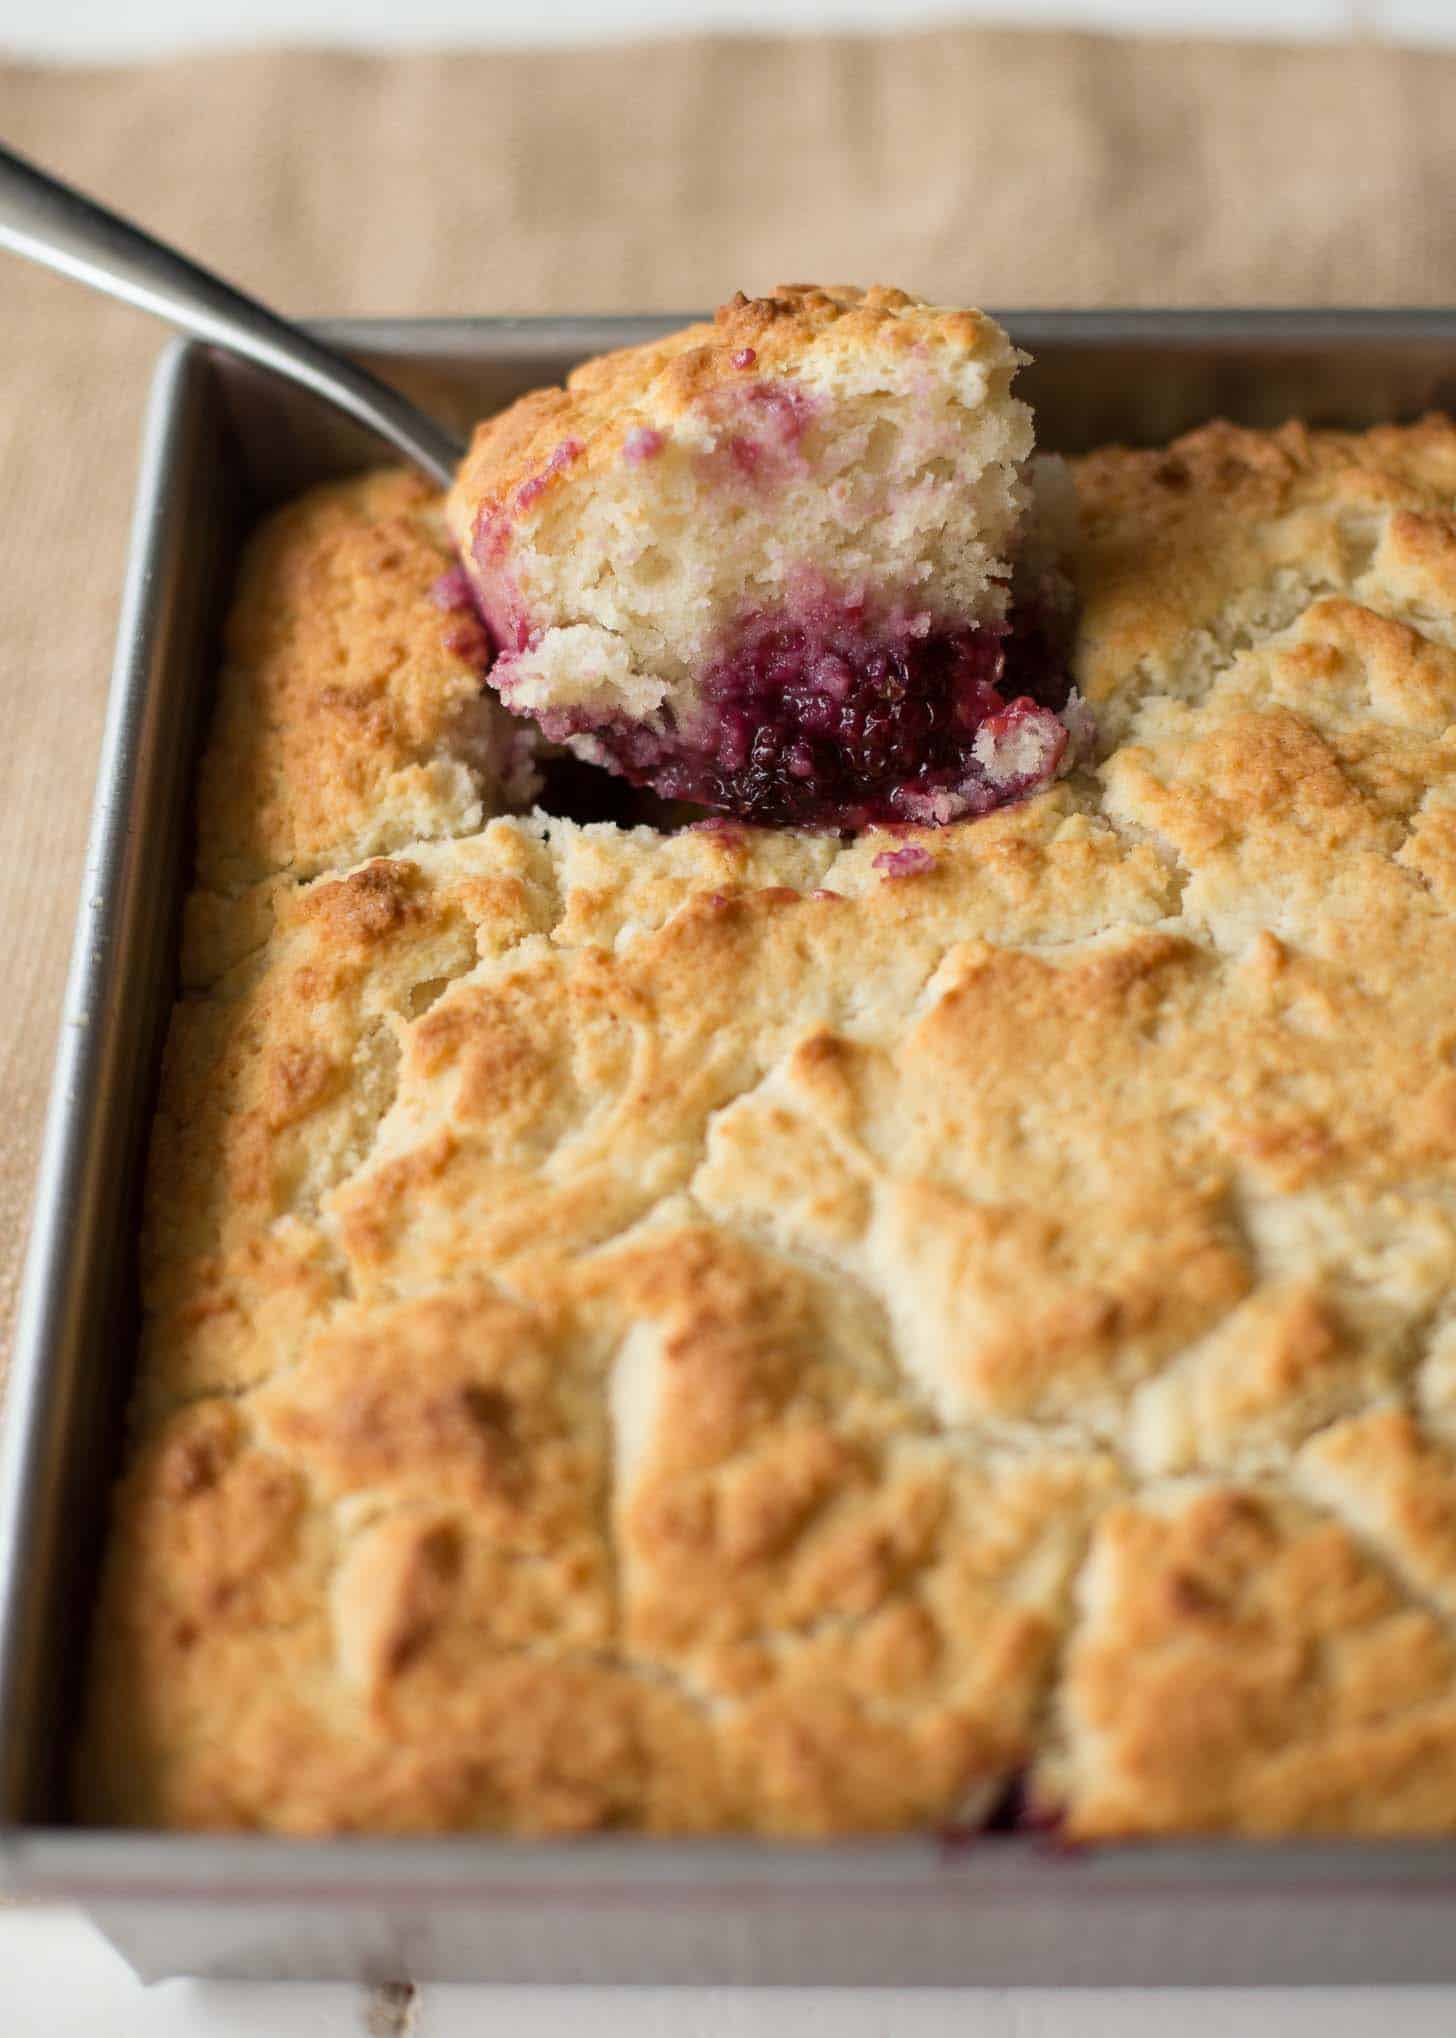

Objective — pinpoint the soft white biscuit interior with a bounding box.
[487,336,1033,731]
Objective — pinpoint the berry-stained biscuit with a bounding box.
[447,287,1083,828]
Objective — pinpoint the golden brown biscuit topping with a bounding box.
[77,407,1456,1839]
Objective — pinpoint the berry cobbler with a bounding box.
[447,287,1088,828]
[82,285,1456,1846]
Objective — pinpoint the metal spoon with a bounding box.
[0,139,463,488]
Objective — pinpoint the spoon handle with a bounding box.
[0,140,464,489]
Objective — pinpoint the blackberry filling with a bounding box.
[559,593,1077,831]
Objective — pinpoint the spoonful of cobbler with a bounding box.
[0,150,1080,831]
[446,287,1086,831]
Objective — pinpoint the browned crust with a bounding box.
[446,285,1016,545]
[197,468,504,892]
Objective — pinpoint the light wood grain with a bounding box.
[4,32,1456,1380]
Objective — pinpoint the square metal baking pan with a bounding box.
[6,312,1456,1987]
